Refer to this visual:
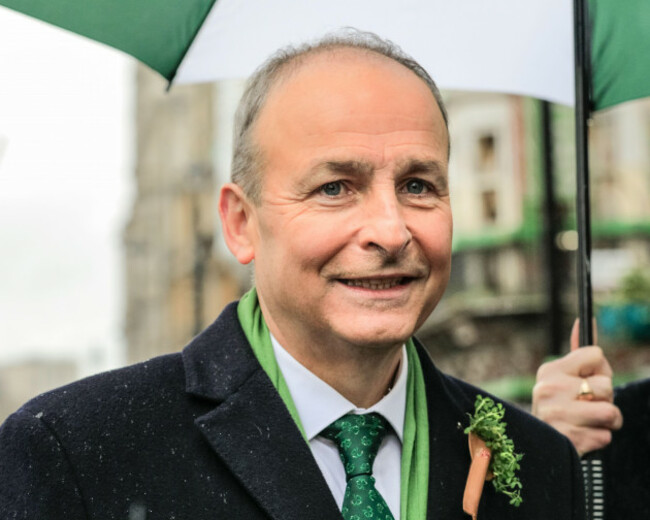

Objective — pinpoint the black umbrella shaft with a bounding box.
[574,2,604,520]
[574,0,593,346]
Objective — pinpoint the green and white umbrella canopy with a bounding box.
[0,1,579,105]
[2,0,648,109]
[590,0,650,110]
[0,0,215,82]
[1,0,648,109]
[174,0,575,104]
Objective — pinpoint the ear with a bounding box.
[218,183,256,264]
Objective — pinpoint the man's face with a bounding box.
[245,50,452,352]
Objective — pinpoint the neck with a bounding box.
[315,346,403,408]
[276,332,403,408]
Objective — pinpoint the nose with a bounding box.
[358,189,412,258]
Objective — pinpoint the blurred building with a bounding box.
[419,93,555,383]
[587,101,650,290]
[123,68,244,364]
[0,358,78,423]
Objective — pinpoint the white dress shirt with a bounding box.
[271,335,407,520]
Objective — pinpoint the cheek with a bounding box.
[414,216,453,265]
[288,215,356,265]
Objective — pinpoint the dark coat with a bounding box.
[604,378,650,520]
[0,302,584,519]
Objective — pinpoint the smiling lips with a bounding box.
[339,277,414,290]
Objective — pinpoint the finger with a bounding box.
[573,401,623,430]
[576,349,613,378]
[538,346,611,379]
[534,405,619,456]
[539,401,623,431]
[537,346,588,380]
[565,347,612,377]
[570,374,613,402]
[571,318,599,350]
[570,318,579,352]
[582,374,615,402]
[533,372,612,405]
[562,424,615,457]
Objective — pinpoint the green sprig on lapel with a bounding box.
[464,395,523,507]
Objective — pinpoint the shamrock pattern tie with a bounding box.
[321,413,395,520]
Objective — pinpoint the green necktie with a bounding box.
[321,413,396,520]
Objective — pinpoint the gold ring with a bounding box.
[577,378,595,401]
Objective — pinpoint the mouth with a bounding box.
[337,276,415,290]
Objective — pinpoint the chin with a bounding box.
[334,320,417,350]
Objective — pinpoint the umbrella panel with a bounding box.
[0,0,216,81]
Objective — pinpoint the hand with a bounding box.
[532,320,623,456]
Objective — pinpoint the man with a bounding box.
[533,323,648,519]
[1,32,585,519]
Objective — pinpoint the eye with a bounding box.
[320,181,343,196]
[405,179,427,194]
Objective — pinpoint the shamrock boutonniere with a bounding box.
[462,395,523,519]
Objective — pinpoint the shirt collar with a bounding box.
[270,334,407,442]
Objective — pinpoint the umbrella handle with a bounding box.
[581,451,605,520]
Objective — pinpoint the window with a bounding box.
[481,190,498,223]
[477,134,496,171]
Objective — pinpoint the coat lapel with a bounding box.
[416,344,503,520]
[183,303,341,520]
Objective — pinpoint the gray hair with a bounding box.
[231,29,449,204]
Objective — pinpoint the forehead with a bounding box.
[252,48,449,177]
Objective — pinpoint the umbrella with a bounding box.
[1,0,574,102]
[2,0,648,109]
[572,2,649,518]
[574,0,650,345]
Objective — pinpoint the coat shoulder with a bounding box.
[0,353,194,519]
[14,353,186,426]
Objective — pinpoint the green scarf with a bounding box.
[237,288,429,520]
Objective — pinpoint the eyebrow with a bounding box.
[397,158,446,177]
[320,160,374,177]
[317,158,445,176]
